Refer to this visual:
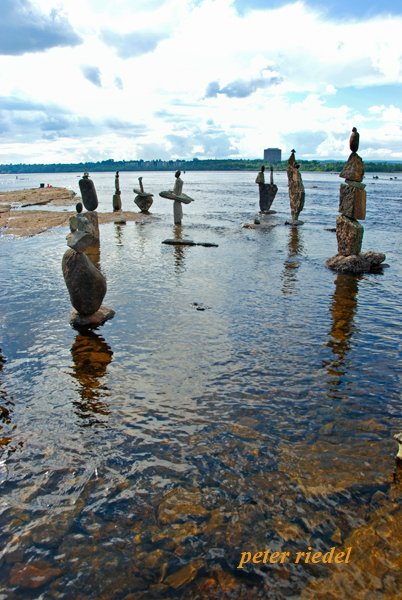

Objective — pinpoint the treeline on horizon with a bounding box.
[1,157,401,174]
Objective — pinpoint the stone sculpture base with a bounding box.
[285,219,304,226]
[113,193,122,211]
[70,306,115,328]
[326,252,386,274]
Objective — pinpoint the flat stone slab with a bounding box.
[133,190,154,197]
[162,238,218,247]
[326,252,386,274]
[70,305,115,328]
[159,191,194,204]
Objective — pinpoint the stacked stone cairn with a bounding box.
[159,170,194,225]
[255,165,278,213]
[112,170,122,211]
[133,177,154,213]
[327,128,386,273]
[62,173,115,327]
[286,150,305,225]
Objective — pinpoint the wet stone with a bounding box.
[336,214,364,256]
[9,562,62,589]
[62,248,107,316]
[339,153,365,182]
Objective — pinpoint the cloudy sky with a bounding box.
[0,0,401,164]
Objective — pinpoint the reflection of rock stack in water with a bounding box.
[286,150,305,225]
[255,165,278,213]
[327,128,386,273]
[281,226,304,295]
[325,273,359,390]
[70,331,113,421]
[134,177,153,213]
[62,173,114,328]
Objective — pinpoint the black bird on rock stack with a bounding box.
[349,127,359,153]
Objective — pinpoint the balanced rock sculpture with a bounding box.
[113,171,122,212]
[63,181,114,327]
[327,127,386,273]
[134,177,153,213]
[255,165,278,213]
[286,151,305,225]
[159,171,194,225]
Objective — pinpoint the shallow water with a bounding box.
[0,171,401,599]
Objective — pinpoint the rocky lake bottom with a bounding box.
[0,170,401,599]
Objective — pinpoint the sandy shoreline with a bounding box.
[0,187,144,237]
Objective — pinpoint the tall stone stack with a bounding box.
[113,171,122,212]
[286,150,305,225]
[62,173,115,327]
[327,128,386,273]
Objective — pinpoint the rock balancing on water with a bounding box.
[326,127,386,274]
[159,170,194,225]
[133,177,153,213]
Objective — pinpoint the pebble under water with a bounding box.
[0,171,401,599]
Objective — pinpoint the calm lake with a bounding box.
[0,170,401,599]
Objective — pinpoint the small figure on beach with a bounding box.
[349,127,359,154]
[159,170,194,225]
[133,176,153,213]
[255,165,278,213]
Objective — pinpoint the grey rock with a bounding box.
[62,248,107,316]
[134,194,153,213]
[113,193,122,211]
[78,173,98,211]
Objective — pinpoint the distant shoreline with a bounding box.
[1,158,402,175]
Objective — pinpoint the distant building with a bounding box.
[263,148,282,163]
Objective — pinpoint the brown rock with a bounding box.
[9,562,62,589]
[336,214,364,256]
[326,252,386,273]
[339,184,366,220]
[287,164,305,222]
[62,249,107,316]
[339,153,365,182]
